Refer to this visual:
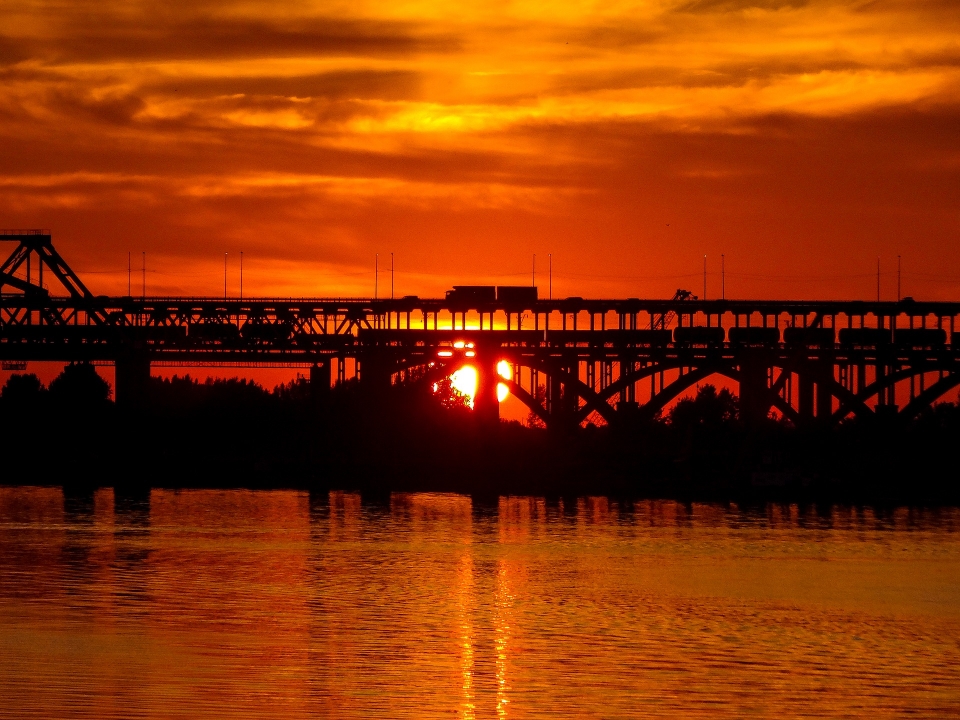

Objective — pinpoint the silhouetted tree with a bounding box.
[203,377,270,409]
[273,376,312,405]
[0,373,46,406]
[48,363,111,406]
[669,384,738,430]
[433,376,471,412]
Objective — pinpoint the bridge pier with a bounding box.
[115,351,151,409]
[816,360,834,420]
[798,373,814,420]
[359,356,391,388]
[474,351,500,425]
[310,359,331,402]
[739,350,771,426]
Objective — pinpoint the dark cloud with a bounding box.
[13,17,460,64]
[674,0,809,13]
[545,57,868,95]
[45,89,146,126]
[0,36,32,65]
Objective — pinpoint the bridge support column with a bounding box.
[115,351,151,409]
[798,373,814,420]
[815,356,834,420]
[619,357,634,407]
[739,350,771,426]
[359,356,391,388]
[474,351,500,426]
[548,372,562,417]
[310,359,331,402]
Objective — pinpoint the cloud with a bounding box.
[3,15,459,65]
[144,69,423,102]
[0,0,957,300]
[675,0,810,13]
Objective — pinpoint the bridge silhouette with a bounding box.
[3,230,959,428]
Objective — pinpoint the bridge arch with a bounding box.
[832,364,959,422]
[382,354,559,426]
[899,372,960,419]
[376,347,958,429]
[493,352,617,427]
[568,359,803,426]
[766,356,876,424]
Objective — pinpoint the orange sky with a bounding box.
[1,0,959,300]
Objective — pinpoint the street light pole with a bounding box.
[224,252,228,300]
[721,254,725,300]
[877,257,880,302]
[703,255,707,300]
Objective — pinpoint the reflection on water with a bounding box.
[1,487,959,719]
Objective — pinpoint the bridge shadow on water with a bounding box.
[2,366,959,505]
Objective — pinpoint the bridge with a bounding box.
[3,230,960,428]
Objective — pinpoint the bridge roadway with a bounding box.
[2,230,960,426]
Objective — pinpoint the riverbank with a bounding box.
[3,370,959,505]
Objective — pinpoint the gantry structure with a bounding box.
[2,230,960,427]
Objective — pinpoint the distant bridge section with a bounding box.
[2,231,960,426]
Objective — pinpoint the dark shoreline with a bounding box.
[3,369,959,507]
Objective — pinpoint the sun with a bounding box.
[441,361,512,408]
[449,366,478,407]
[496,360,511,402]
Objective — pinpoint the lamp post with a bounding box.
[877,257,880,302]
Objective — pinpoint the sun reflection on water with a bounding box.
[2,489,960,719]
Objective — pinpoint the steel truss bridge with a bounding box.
[3,230,960,427]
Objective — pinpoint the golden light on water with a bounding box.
[2,488,960,718]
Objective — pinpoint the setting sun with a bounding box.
[440,361,512,409]
[497,361,512,403]
[449,366,478,408]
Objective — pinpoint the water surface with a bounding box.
[1,487,958,718]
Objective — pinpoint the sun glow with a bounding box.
[450,366,478,408]
[497,361,511,403]
[439,361,512,409]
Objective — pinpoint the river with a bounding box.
[1,487,958,718]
